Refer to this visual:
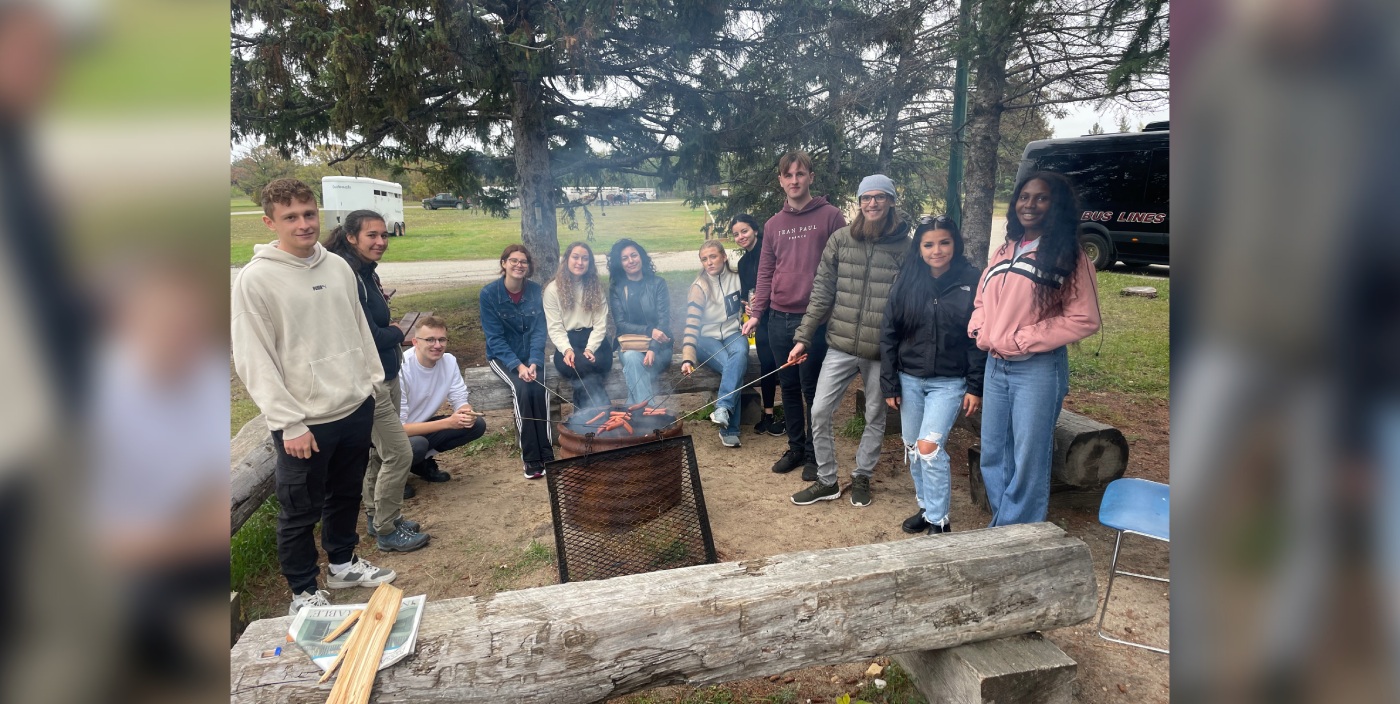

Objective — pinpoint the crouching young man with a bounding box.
[399,316,487,477]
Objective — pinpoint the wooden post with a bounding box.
[893,632,1077,704]
[231,523,1096,703]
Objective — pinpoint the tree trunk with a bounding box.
[961,0,1016,268]
[512,75,560,283]
[231,523,1097,703]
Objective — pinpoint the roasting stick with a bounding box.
[660,353,809,432]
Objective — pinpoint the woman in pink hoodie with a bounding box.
[968,172,1101,526]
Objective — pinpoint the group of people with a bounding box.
[233,149,1101,614]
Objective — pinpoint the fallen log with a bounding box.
[230,414,275,535]
[230,522,1096,703]
[959,408,1128,488]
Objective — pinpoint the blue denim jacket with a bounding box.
[479,277,547,370]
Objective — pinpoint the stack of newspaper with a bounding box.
[286,594,427,672]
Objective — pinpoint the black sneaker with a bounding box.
[801,457,819,482]
[524,464,545,480]
[402,482,416,500]
[791,481,841,505]
[849,475,872,507]
[771,449,802,474]
[901,511,931,534]
[927,519,951,535]
[376,524,430,552]
[412,457,452,482]
[754,413,775,434]
[766,414,786,437]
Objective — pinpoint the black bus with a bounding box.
[1015,122,1168,270]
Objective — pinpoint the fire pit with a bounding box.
[544,434,718,582]
[552,403,688,531]
[555,403,685,458]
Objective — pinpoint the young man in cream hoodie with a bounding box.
[231,178,397,615]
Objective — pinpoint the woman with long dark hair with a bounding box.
[880,216,984,535]
[969,172,1101,526]
[607,239,672,404]
[479,244,554,479]
[323,210,429,551]
[732,214,783,437]
[544,241,614,410]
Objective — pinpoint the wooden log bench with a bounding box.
[230,522,1096,703]
[963,408,1129,512]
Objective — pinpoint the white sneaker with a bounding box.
[709,407,730,427]
[289,589,330,615]
[326,556,397,589]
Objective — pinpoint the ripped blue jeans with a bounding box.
[897,372,967,526]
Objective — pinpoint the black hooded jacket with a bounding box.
[878,258,985,398]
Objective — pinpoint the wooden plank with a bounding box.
[230,523,1096,703]
[893,632,1076,704]
[325,583,403,704]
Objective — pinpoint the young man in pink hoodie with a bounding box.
[742,151,847,480]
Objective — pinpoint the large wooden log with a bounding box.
[230,414,276,535]
[959,408,1128,488]
[230,523,1096,703]
[894,632,1077,704]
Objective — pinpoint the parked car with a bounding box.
[1016,121,1168,270]
[422,193,467,210]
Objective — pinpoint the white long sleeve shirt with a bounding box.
[398,349,471,424]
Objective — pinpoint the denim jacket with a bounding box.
[479,277,547,370]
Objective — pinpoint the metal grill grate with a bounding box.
[544,435,718,583]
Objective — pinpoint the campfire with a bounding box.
[556,401,684,458]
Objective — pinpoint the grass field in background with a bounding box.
[231,200,711,266]
[232,197,258,212]
[1067,271,1170,397]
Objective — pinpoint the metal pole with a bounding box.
[945,0,973,226]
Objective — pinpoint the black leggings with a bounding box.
[553,328,614,411]
[489,359,554,469]
[755,312,777,408]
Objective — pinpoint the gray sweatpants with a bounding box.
[810,348,887,485]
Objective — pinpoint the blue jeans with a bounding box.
[979,348,1069,526]
[898,373,967,525]
[619,349,671,405]
[692,333,748,437]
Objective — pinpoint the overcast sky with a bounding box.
[1050,102,1170,138]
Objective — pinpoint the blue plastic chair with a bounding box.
[1096,477,1170,654]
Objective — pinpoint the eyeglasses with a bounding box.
[504,258,529,267]
[417,337,448,345]
[858,194,891,204]
[919,214,954,227]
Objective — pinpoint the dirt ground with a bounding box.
[241,375,1169,703]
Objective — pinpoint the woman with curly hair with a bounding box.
[607,239,671,404]
[544,241,613,410]
[969,171,1101,526]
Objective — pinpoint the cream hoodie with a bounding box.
[232,242,384,439]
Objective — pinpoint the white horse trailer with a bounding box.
[322,176,407,236]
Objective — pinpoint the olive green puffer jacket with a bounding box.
[794,218,910,359]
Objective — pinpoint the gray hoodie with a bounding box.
[231,242,384,438]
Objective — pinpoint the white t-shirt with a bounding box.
[398,349,471,424]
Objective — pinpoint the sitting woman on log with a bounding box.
[880,215,984,536]
[544,241,614,411]
[969,171,1101,526]
[679,239,747,448]
[480,244,554,480]
[607,239,672,405]
[322,209,428,551]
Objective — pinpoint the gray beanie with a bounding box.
[857,174,896,200]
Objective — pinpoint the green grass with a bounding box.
[491,540,557,590]
[232,197,258,212]
[1067,271,1170,397]
[231,200,710,266]
[231,498,280,596]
